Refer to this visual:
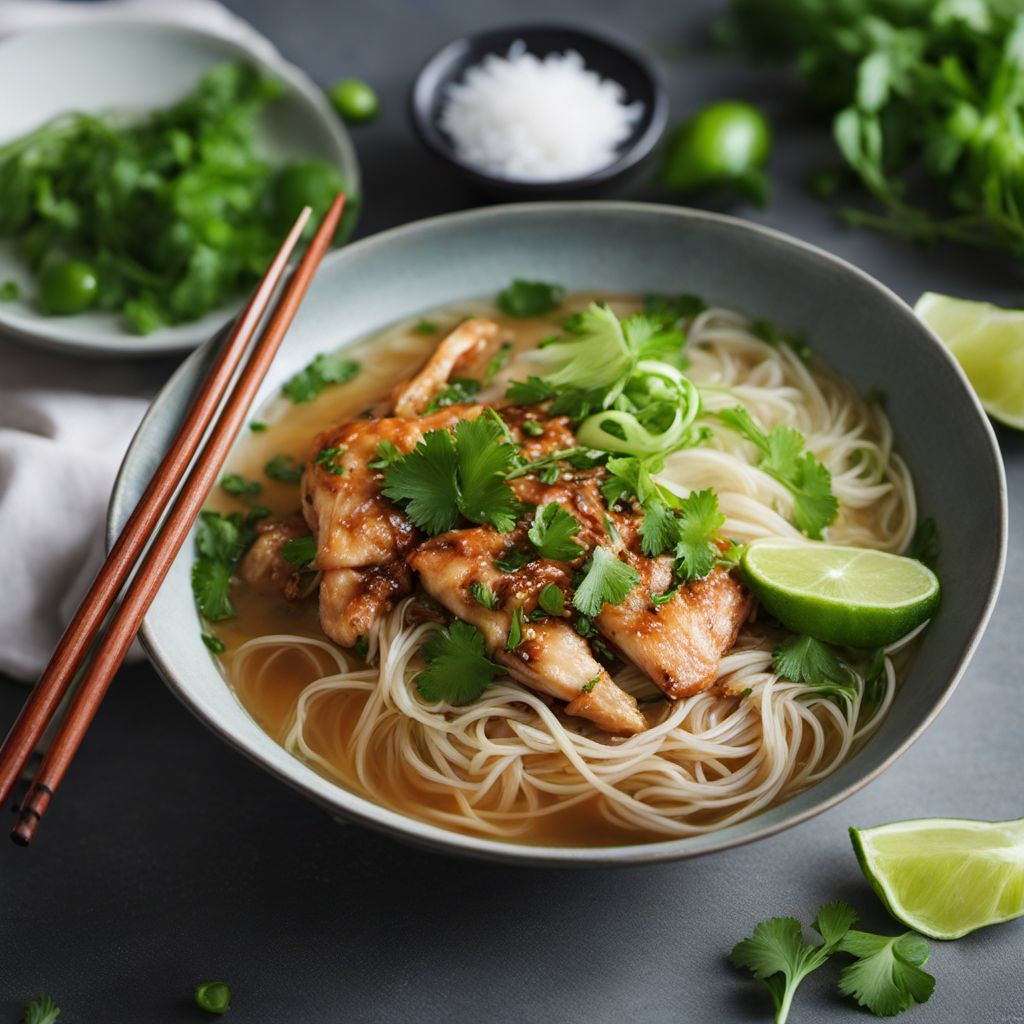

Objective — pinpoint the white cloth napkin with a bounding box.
[0,0,282,681]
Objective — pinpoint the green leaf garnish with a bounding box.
[280,535,317,567]
[718,406,838,539]
[496,279,564,317]
[836,931,935,1017]
[506,605,526,650]
[201,632,225,655]
[415,619,502,704]
[264,453,303,482]
[220,473,262,497]
[313,445,346,476]
[191,557,235,621]
[470,582,498,610]
[537,583,566,616]
[572,547,640,617]
[282,352,359,403]
[527,503,584,561]
[773,635,856,701]
[425,376,481,413]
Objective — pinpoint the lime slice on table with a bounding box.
[915,291,1024,430]
[741,539,940,648]
[851,818,1024,939]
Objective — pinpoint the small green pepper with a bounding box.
[38,260,99,315]
[662,100,772,206]
[328,78,379,123]
[194,981,231,1015]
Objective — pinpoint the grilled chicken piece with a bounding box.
[409,527,647,735]
[301,406,479,647]
[237,515,309,599]
[596,559,752,698]
[391,318,500,417]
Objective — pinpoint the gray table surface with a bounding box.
[2,1,1023,1021]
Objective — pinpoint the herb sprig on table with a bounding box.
[722,0,1024,258]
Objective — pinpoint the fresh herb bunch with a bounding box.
[723,0,1024,256]
[0,61,350,332]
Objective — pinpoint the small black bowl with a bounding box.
[409,23,667,199]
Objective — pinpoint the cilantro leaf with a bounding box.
[573,547,640,617]
[0,279,20,302]
[381,417,520,535]
[201,632,226,655]
[369,440,403,469]
[452,417,521,531]
[470,582,498,610]
[191,557,235,621]
[425,376,481,412]
[195,510,246,563]
[381,428,461,534]
[674,488,725,581]
[527,503,584,561]
[264,453,304,482]
[730,901,856,1024]
[221,473,262,497]
[638,495,677,557]
[495,548,534,573]
[485,341,513,383]
[537,583,566,615]
[283,353,359,403]
[773,635,856,701]
[719,407,837,539]
[506,605,526,650]
[21,994,60,1024]
[496,279,564,316]
[280,535,317,567]
[415,620,501,705]
[505,375,557,405]
[837,931,935,1017]
[313,445,346,476]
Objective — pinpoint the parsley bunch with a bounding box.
[723,0,1024,258]
[731,901,935,1022]
[718,407,837,539]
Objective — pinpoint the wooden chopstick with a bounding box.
[9,194,346,846]
[0,206,311,812]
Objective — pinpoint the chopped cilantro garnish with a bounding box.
[314,445,346,476]
[369,440,403,469]
[773,635,856,701]
[0,280,20,302]
[381,416,520,535]
[264,453,303,482]
[496,279,564,317]
[643,291,707,323]
[572,547,640,617]
[201,632,225,655]
[673,489,726,581]
[485,340,514,383]
[752,318,812,361]
[495,548,534,573]
[527,503,584,561]
[413,320,438,334]
[195,509,249,563]
[581,676,599,694]
[249,420,268,432]
[282,352,359,403]
[20,993,60,1024]
[280,535,317,568]
[191,557,235,621]
[537,583,566,616]
[718,406,837,539]
[425,377,481,413]
[220,473,262,497]
[651,588,677,607]
[506,605,526,650]
[470,582,498,610]
[505,375,557,405]
[353,636,370,661]
[521,419,545,437]
[415,620,501,705]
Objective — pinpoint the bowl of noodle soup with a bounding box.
[109,202,1006,865]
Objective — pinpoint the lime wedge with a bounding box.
[851,818,1024,939]
[741,539,940,648]
[915,291,1024,430]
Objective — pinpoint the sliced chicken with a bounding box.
[596,559,752,698]
[301,407,481,646]
[409,527,647,735]
[237,515,309,599]
[391,317,500,417]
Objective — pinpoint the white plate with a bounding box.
[0,19,360,358]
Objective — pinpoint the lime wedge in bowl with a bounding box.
[915,291,1024,430]
[851,818,1024,939]
[741,539,940,648]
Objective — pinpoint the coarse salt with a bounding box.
[439,41,643,182]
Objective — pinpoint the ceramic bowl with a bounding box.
[108,202,1006,866]
[0,19,359,358]
[409,24,667,198]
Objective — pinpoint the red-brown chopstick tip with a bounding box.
[11,781,52,846]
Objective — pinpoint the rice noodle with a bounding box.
[229,307,920,842]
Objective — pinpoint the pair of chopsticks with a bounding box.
[0,194,347,846]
